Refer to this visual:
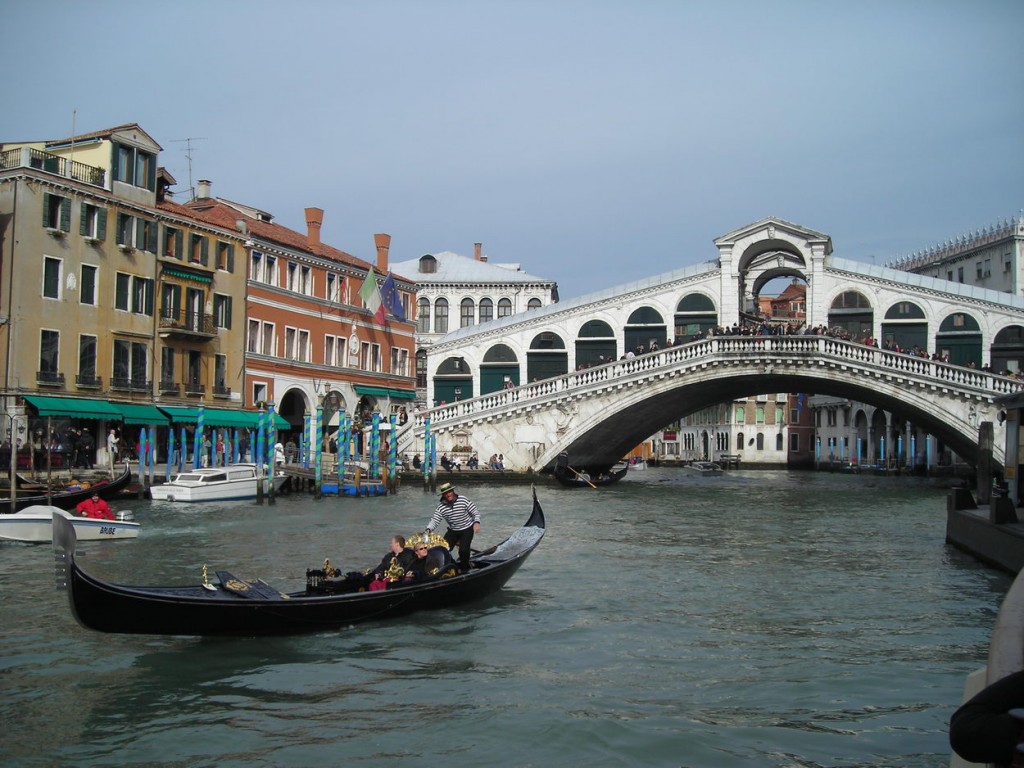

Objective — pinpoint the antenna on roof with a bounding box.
[169,137,207,200]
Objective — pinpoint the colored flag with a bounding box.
[358,266,385,323]
[379,272,406,322]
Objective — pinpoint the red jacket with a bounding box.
[76,497,114,520]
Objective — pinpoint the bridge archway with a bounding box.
[882,301,928,352]
[434,356,472,405]
[674,293,717,341]
[937,312,982,367]
[527,332,567,382]
[481,343,519,393]
[828,291,874,339]
[992,325,1024,374]
[537,368,990,473]
[576,320,616,367]
[625,306,666,353]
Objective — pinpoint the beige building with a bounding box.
[0,123,249,462]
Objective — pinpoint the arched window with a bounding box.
[479,297,493,324]
[418,254,438,274]
[497,298,513,318]
[831,291,871,309]
[527,297,542,310]
[460,298,475,328]
[576,319,616,367]
[434,298,449,334]
[756,433,765,450]
[737,432,745,449]
[417,297,430,333]
[776,433,784,451]
[675,293,718,340]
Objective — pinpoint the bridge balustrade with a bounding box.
[406,335,1023,445]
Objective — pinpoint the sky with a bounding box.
[5,0,1022,299]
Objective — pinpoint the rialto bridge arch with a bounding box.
[399,336,1023,473]
[410,219,1024,468]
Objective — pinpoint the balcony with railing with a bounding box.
[159,379,180,396]
[212,383,232,399]
[36,370,66,387]
[185,381,206,397]
[158,308,217,340]
[111,376,150,392]
[76,373,103,389]
[0,147,106,188]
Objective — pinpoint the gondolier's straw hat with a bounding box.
[438,482,456,496]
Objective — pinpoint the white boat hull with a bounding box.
[149,463,286,502]
[0,506,139,543]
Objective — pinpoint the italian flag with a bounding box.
[359,266,386,324]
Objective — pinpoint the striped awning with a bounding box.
[162,267,212,283]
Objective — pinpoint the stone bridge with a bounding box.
[396,335,1022,472]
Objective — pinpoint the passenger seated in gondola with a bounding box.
[372,535,416,583]
[403,541,456,583]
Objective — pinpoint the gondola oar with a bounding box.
[568,465,598,489]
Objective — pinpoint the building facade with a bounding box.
[390,244,558,406]
[0,124,249,464]
[0,122,416,467]
[180,183,417,444]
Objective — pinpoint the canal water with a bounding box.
[0,469,1011,767]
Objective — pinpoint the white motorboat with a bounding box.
[0,505,139,543]
[684,461,723,476]
[149,463,286,502]
[627,457,648,470]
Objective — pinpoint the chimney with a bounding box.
[475,242,486,263]
[374,233,391,272]
[305,207,323,250]
[196,179,211,199]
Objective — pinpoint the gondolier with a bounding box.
[426,482,480,573]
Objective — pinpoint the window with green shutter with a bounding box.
[164,226,182,259]
[43,193,69,230]
[115,273,130,310]
[80,264,97,305]
[43,257,60,299]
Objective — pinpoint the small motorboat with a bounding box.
[684,461,723,476]
[149,463,286,502]
[0,505,138,543]
[54,489,546,636]
[626,457,648,471]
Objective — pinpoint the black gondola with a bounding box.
[2,464,132,513]
[552,452,628,488]
[53,488,546,637]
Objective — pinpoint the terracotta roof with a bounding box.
[175,197,375,272]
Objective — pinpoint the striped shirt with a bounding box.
[427,494,480,533]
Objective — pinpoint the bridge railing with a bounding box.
[409,335,1023,436]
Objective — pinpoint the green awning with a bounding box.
[22,395,120,419]
[162,267,212,283]
[388,389,416,400]
[111,403,170,425]
[157,406,289,430]
[354,385,393,398]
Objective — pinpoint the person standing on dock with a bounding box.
[425,482,480,573]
